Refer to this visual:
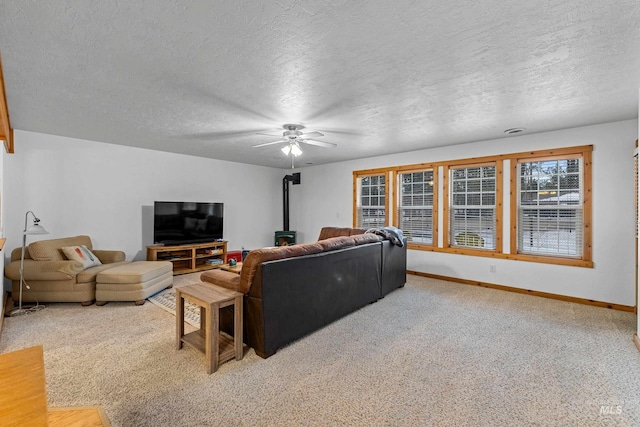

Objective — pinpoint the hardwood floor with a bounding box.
[48,406,111,426]
[0,345,111,426]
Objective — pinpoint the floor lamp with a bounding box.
[9,211,49,317]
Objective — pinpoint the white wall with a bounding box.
[290,120,639,306]
[4,122,638,306]
[3,130,284,290]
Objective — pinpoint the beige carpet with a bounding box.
[1,273,639,426]
[148,288,200,327]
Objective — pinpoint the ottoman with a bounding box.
[95,261,173,305]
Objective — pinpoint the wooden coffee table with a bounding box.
[220,262,242,274]
[176,283,243,374]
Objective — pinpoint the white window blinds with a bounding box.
[356,174,386,229]
[398,170,434,244]
[517,158,583,257]
[449,165,496,249]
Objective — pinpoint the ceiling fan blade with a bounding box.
[302,131,324,138]
[256,131,285,137]
[253,139,287,148]
[301,139,337,148]
[181,128,275,139]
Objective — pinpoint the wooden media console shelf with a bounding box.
[147,241,227,275]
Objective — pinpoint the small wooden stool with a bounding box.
[176,282,243,374]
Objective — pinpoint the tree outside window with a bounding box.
[517,157,583,257]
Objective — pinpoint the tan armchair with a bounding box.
[4,235,128,306]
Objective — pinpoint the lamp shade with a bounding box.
[290,144,302,156]
[282,143,302,157]
[25,224,48,235]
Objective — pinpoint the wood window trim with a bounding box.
[353,144,594,267]
[408,245,593,267]
[443,160,502,254]
[394,165,438,249]
[509,147,593,267]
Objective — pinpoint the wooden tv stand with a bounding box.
[147,241,227,275]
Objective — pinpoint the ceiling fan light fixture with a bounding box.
[281,143,302,157]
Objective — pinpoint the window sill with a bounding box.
[408,243,594,268]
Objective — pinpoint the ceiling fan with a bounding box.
[252,124,337,167]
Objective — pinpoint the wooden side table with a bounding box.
[176,282,243,374]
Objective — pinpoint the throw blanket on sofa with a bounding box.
[366,226,405,247]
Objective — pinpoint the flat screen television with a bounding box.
[153,201,224,245]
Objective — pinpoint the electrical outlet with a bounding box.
[489,265,496,273]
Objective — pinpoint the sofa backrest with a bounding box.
[317,227,366,241]
[27,235,93,261]
[239,243,324,294]
[316,233,381,251]
[239,233,382,295]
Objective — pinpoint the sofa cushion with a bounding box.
[61,245,102,269]
[317,236,356,251]
[28,236,93,261]
[92,250,126,264]
[352,233,383,245]
[282,242,324,257]
[76,261,130,284]
[317,227,366,240]
[4,259,85,281]
[96,261,173,284]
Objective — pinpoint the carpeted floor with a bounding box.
[1,273,639,426]
[148,287,201,327]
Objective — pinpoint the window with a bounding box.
[353,144,592,267]
[516,157,583,257]
[397,169,436,245]
[354,171,388,228]
[510,146,592,266]
[447,163,498,250]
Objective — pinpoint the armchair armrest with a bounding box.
[4,259,85,281]
[93,250,126,264]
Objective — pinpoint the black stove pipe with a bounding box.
[282,172,300,231]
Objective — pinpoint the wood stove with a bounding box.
[275,172,300,246]
[274,231,296,246]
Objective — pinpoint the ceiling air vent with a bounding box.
[504,128,526,135]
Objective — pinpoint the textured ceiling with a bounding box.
[0,1,639,168]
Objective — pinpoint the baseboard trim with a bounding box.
[407,270,636,312]
[634,334,640,352]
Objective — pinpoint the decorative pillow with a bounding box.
[61,245,102,269]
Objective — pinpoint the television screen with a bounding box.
[153,201,223,245]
